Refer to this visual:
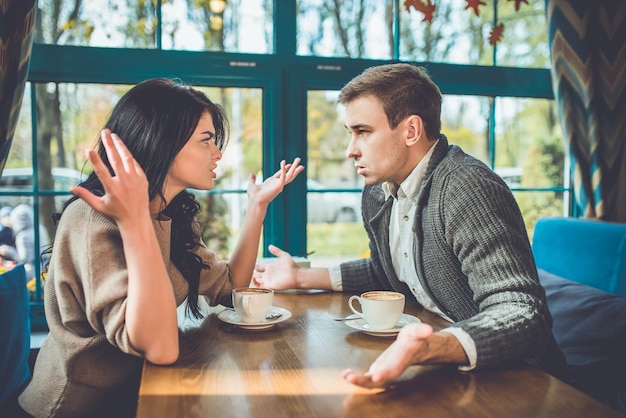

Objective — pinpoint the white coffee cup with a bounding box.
[232,287,274,323]
[348,291,405,330]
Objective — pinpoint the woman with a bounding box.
[17,79,303,417]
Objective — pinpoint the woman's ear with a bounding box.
[405,115,424,146]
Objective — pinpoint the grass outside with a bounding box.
[307,222,369,257]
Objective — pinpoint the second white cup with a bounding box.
[348,291,405,330]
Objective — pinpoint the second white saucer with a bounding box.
[343,313,421,336]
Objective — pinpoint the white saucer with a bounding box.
[344,313,421,337]
[217,306,292,330]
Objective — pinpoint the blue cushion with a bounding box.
[532,217,626,297]
[0,264,30,406]
[539,268,626,413]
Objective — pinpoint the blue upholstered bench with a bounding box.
[532,216,626,297]
[0,264,30,409]
[532,217,626,414]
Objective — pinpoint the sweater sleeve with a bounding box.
[434,162,552,368]
[50,199,143,356]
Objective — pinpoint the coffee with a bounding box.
[363,292,403,301]
[237,289,268,295]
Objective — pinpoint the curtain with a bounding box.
[0,0,36,174]
[547,0,626,222]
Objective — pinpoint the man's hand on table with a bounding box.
[251,245,300,289]
[341,323,434,388]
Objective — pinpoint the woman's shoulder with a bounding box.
[59,198,116,230]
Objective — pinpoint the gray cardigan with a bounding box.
[340,136,566,376]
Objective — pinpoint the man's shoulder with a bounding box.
[445,145,487,166]
[436,146,497,180]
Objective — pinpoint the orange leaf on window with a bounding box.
[404,0,420,11]
[488,23,505,46]
[465,0,486,16]
[509,0,529,11]
[404,0,436,23]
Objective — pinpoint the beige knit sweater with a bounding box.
[19,199,234,418]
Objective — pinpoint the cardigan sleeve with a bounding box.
[432,161,553,368]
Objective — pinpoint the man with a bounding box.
[252,63,566,388]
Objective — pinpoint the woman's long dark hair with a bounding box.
[53,78,229,318]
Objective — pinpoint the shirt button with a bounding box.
[403,215,409,222]
[403,252,408,258]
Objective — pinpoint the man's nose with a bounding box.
[345,137,357,159]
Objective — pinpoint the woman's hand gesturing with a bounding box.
[71,129,150,225]
[245,157,304,207]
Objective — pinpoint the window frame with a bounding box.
[14,0,571,330]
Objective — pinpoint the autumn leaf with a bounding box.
[509,0,529,11]
[404,0,419,11]
[488,22,505,46]
[404,0,436,23]
[465,0,486,16]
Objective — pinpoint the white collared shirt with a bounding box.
[329,140,477,370]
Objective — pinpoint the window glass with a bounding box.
[162,0,274,53]
[399,0,549,67]
[36,0,158,48]
[35,0,274,52]
[400,0,491,65]
[495,0,550,68]
[494,97,564,188]
[297,0,393,59]
[442,95,490,165]
[306,90,368,266]
[3,84,32,169]
[1,83,33,209]
[495,97,566,233]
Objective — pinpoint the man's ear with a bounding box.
[405,115,424,146]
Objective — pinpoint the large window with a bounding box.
[297,0,550,68]
[37,0,274,53]
[2,0,569,330]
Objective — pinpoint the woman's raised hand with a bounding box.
[246,157,304,206]
[71,129,150,225]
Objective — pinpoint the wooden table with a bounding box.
[137,291,623,418]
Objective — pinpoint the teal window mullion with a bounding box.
[492,0,498,66]
[274,0,296,57]
[30,83,42,302]
[156,0,162,50]
[393,0,400,60]
[489,97,496,169]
